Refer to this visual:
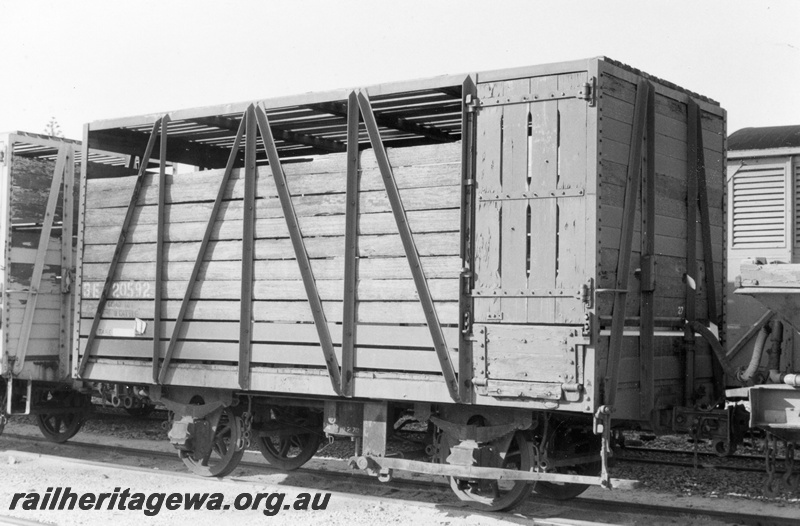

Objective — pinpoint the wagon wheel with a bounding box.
[36,390,85,443]
[257,431,321,471]
[179,403,244,477]
[256,408,321,471]
[445,430,533,511]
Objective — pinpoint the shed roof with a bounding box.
[728,125,800,151]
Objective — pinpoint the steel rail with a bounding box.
[1,433,795,526]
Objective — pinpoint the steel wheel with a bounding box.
[179,405,244,477]
[256,407,321,471]
[448,431,533,511]
[36,390,85,443]
[257,431,321,471]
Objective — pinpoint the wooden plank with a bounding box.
[80,320,458,350]
[82,255,462,282]
[78,337,458,374]
[83,208,461,244]
[484,324,575,383]
[9,244,62,266]
[82,233,461,262]
[81,278,459,302]
[555,73,588,324]
[81,299,460,326]
[499,78,530,323]
[526,75,559,324]
[472,82,503,322]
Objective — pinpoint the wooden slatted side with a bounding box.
[79,142,463,376]
[597,70,725,319]
[473,73,590,326]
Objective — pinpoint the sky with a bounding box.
[1,0,798,140]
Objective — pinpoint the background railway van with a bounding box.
[0,131,130,442]
[726,125,800,460]
[726,126,800,382]
[76,57,730,510]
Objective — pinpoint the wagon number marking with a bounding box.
[83,281,151,299]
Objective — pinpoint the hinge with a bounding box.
[61,269,73,294]
[464,94,478,113]
[581,278,594,308]
[0,142,6,165]
[581,77,596,107]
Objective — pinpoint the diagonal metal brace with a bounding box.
[254,105,343,396]
[604,80,653,408]
[357,90,460,402]
[14,147,68,375]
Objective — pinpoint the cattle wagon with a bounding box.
[76,57,728,509]
[0,132,106,440]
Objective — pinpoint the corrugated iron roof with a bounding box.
[728,125,800,151]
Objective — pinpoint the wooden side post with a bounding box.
[153,116,170,382]
[341,92,360,397]
[239,106,257,389]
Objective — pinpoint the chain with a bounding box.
[239,411,253,450]
[235,397,254,451]
[0,384,7,427]
[692,418,702,469]
[763,433,780,497]
[782,443,797,493]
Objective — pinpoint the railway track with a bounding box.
[1,431,798,525]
